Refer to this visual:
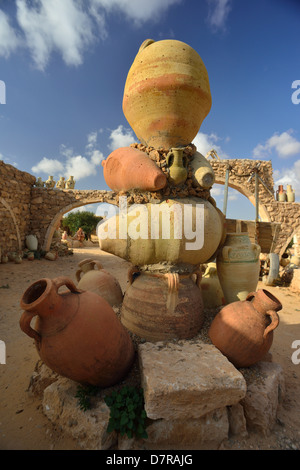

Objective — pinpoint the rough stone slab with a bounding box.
[240,361,285,436]
[138,341,247,420]
[118,407,229,450]
[227,403,248,437]
[43,378,117,450]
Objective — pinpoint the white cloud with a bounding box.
[1,0,181,69]
[252,130,300,159]
[206,0,232,32]
[31,157,64,175]
[16,0,96,70]
[192,131,229,159]
[108,125,135,151]
[0,10,21,58]
[31,130,104,180]
[90,0,182,24]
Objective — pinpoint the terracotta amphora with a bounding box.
[122,39,212,149]
[102,146,167,192]
[121,267,204,342]
[286,184,295,202]
[76,258,123,307]
[208,289,282,368]
[19,277,135,387]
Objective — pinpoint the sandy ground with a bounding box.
[0,245,300,451]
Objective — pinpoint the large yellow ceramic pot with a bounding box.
[122,39,212,149]
[216,232,261,304]
[98,197,225,267]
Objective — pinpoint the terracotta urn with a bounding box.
[208,289,282,368]
[98,197,225,267]
[121,267,204,341]
[66,176,76,189]
[102,146,167,192]
[189,151,215,189]
[123,39,212,149]
[45,176,56,189]
[19,277,135,387]
[200,263,225,308]
[276,185,286,202]
[286,184,295,202]
[216,225,261,304]
[166,148,188,186]
[56,177,65,189]
[76,258,123,307]
[26,234,38,251]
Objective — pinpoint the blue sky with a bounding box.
[0,0,299,220]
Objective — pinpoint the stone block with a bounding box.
[291,269,300,292]
[117,408,229,450]
[43,378,117,450]
[139,341,247,420]
[227,403,248,437]
[240,361,285,436]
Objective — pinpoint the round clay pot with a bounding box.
[98,197,225,267]
[123,39,212,149]
[208,289,282,368]
[76,259,123,307]
[26,235,38,251]
[121,268,204,342]
[102,146,167,192]
[19,277,135,386]
[216,230,261,304]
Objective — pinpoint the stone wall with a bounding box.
[0,160,35,253]
[0,159,299,258]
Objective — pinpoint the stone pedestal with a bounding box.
[35,339,285,450]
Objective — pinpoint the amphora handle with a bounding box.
[75,261,103,281]
[264,310,279,339]
[20,311,41,345]
[20,277,81,346]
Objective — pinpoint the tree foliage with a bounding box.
[62,211,102,238]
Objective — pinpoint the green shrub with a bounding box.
[75,384,99,411]
[104,386,148,439]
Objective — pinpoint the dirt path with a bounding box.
[0,246,300,450]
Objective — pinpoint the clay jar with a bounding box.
[99,197,225,267]
[123,39,212,148]
[76,258,123,307]
[217,226,261,304]
[102,146,166,192]
[121,268,204,342]
[19,277,134,387]
[200,263,225,308]
[208,289,282,368]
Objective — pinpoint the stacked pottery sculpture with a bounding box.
[99,39,226,341]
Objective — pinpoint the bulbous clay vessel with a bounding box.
[26,234,38,251]
[166,148,188,186]
[217,227,261,304]
[98,197,225,267]
[76,258,123,307]
[19,277,134,386]
[189,151,215,189]
[208,289,282,368]
[123,39,212,148]
[200,263,225,308]
[102,146,167,192]
[121,267,204,341]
